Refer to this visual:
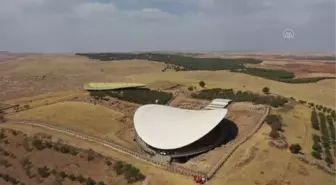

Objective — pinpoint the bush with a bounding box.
[76,174,86,183]
[98,181,106,185]
[289,144,302,154]
[311,111,319,130]
[324,148,334,164]
[311,151,322,159]
[187,86,194,91]
[199,81,206,88]
[105,160,112,166]
[124,166,146,183]
[312,134,321,143]
[32,139,45,150]
[68,173,76,181]
[312,142,322,152]
[113,161,145,183]
[59,171,67,179]
[86,177,96,185]
[262,87,270,94]
[37,166,50,178]
[87,155,94,161]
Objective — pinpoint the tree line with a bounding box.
[77,52,335,84]
[310,110,334,165]
[191,88,288,108]
[77,52,262,71]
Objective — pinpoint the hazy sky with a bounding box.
[0,0,335,52]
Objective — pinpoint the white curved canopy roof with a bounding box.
[134,104,228,150]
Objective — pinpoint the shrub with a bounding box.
[113,161,145,182]
[262,87,270,94]
[59,171,67,179]
[87,155,94,161]
[105,160,112,166]
[76,174,86,183]
[311,111,319,130]
[124,166,145,183]
[68,173,76,181]
[311,150,322,159]
[37,166,50,178]
[312,134,321,143]
[23,105,30,110]
[86,177,96,185]
[312,142,322,152]
[32,139,45,150]
[187,86,194,91]
[199,81,206,88]
[98,181,106,185]
[289,144,302,154]
[113,161,125,175]
[324,148,334,164]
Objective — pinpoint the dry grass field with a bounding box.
[0,54,166,101]
[210,104,335,185]
[0,127,144,185]
[7,101,141,152]
[0,123,192,185]
[1,53,335,185]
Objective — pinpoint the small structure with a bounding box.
[204,99,232,110]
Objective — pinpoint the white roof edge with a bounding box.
[134,104,228,150]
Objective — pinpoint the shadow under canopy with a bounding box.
[148,118,239,162]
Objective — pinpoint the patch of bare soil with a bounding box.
[0,128,145,185]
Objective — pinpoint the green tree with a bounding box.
[262,86,270,94]
[199,81,206,88]
[312,134,321,143]
[312,142,322,152]
[289,144,302,154]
